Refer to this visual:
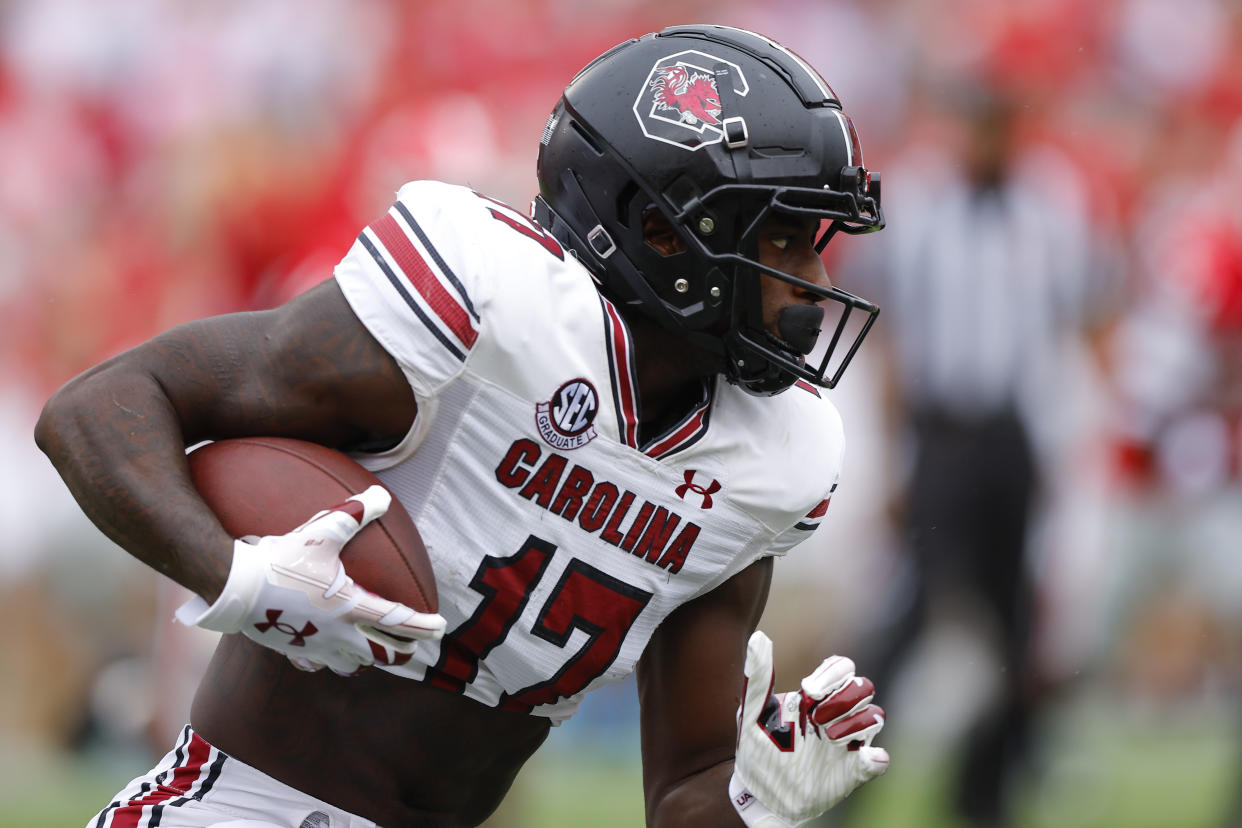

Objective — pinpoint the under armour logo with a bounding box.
[675,470,721,509]
[254,609,318,646]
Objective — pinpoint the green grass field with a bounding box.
[4,693,1237,828]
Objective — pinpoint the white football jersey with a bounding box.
[334,181,844,722]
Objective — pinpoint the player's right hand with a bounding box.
[175,485,446,676]
[730,631,889,826]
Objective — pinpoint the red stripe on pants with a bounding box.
[110,733,211,828]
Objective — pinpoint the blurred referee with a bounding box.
[843,86,1117,827]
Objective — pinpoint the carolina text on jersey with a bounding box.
[495,437,700,574]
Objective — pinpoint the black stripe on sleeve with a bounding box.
[394,201,480,322]
[359,232,466,362]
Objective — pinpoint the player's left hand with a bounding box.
[730,630,889,826]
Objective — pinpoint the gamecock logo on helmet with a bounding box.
[653,65,722,127]
[633,50,749,151]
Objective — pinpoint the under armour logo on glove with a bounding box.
[254,609,318,646]
[175,486,446,677]
[675,470,721,508]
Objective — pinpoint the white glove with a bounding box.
[176,485,446,676]
[731,631,889,826]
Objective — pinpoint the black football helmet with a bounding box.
[534,24,883,394]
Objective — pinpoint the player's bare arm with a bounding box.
[638,557,773,826]
[34,279,415,601]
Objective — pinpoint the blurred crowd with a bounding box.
[2,0,1241,825]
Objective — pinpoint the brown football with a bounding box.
[186,436,437,613]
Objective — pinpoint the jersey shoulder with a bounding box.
[334,181,603,400]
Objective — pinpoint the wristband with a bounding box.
[729,771,803,828]
[174,539,267,633]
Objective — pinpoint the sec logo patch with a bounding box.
[536,379,599,450]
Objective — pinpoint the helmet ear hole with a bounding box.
[642,208,685,256]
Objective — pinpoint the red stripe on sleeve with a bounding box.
[805,498,831,519]
[371,214,478,349]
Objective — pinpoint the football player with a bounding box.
[38,25,889,828]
